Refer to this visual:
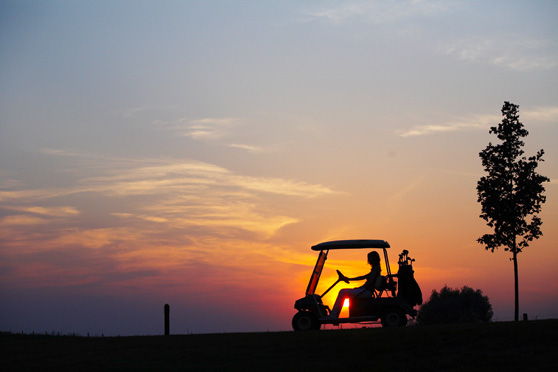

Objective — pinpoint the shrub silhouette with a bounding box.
[417,286,493,325]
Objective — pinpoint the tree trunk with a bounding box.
[513,242,519,322]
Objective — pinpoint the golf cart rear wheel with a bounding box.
[381,307,407,327]
[292,311,320,331]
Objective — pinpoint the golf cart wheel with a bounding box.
[292,311,320,331]
[381,307,407,327]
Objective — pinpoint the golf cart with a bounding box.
[292,240,422,330]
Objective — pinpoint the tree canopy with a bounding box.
[477,102,549,253]
[417,286,493,325]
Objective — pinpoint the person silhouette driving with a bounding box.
[327,251,381,319]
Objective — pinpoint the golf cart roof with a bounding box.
[311,239,390,251]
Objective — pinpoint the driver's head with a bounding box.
[368,251,380,266]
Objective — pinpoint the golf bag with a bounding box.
[396,250,423,306]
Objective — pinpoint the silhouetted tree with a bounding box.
[417,286,493,325]
[477,101,549,321]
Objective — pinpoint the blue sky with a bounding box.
[1,0,557,335]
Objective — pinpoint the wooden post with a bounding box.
[164,304,170,336]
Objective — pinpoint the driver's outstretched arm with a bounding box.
[347,273,368,281]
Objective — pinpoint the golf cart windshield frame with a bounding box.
[306,240,392,296]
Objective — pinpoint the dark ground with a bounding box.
[2,320,557,372]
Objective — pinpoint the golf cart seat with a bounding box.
[373,275,397,298]
[372,275,387,297]
[357,275,394,298]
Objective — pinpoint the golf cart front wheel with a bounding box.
[292,311,320,331]
[381,307,407,327]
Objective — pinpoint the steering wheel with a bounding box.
[336,269,350,284]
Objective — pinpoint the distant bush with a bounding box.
[417,285,493,325]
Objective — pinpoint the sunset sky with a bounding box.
[1,0,557,335]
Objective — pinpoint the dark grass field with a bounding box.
[3,320,557,372]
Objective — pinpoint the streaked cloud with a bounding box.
[230,176,338,198]
[183,117,239,141]
[45,227,135,250]
[1,215,48,226]
[523,106,558,122]
[228,143,266,153]
[441,36,558,71]
[398,106,558,137]
[306,0,451,24]
[79,159,337,199]
[0,152,338,239]
[0,188,74,203]
[154,116,276,153]
[154,116,241,142]
[306,3,363,24]
[7,206,80,217]
[398,114,498,137]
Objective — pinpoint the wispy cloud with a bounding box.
[1,215,48,226]
[78,159,338,199]
[183,117,239,141]
[398,106,558,138]
[7,206,80,217]
[307,3,363,24]
[0,206,79,227]
[130,202,299,237]
[441,36,558,71]
[398,114,499,137]
[1,152,338,239]
[523,106,558,122]
[0,188,76,203]
[154,116,240,142]
[306,0,451,24]
[228,143,266,153]
[154,116,275,153]
[231,176,339,198]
